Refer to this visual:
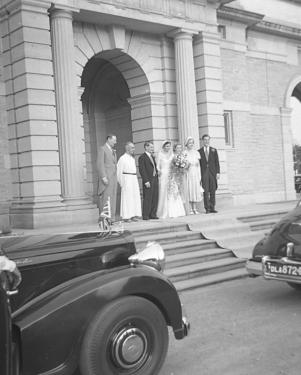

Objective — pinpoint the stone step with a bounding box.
[173,267,248,292]
[202,228,265,242]
[196,223,250,237]
[161,239,219,255]
[238,211,288,224]
[166,248,234,269]
[134,230,204,246]
[248,218,277,231]
[165,257,245,282]
[129,222,188,237]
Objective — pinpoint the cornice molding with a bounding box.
[218,5,301,41]
[217,5,264,26]
[251,20,301,41]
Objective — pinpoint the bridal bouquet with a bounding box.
[173,152,189,172]
[168,152,189,198]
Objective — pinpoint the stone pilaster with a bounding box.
[169,29,199,147]
[50,8,87,204]
[280,107,296,200]
[0,0,66,228]
[194,31,231,201]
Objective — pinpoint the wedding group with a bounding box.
[97,134,220,223]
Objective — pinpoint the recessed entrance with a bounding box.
[79,44,153,216]
[81,57,132,211]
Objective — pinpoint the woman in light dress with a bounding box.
[157,141,186,219]
[185,137,203,214]
[172,143,189,215]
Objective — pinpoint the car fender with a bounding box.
[13,266,183,375]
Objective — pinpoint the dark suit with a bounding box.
[138,152,159,219]
[97,144,117,220]
[198,146,220,212]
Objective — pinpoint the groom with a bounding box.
[138,141,159,220]
[198,134,220,213]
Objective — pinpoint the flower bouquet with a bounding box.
[172,152,189,172]
[168,152,189,198]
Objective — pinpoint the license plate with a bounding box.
[264,261,301,277]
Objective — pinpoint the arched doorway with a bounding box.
[81,57,131,214]
[80,50,151,214]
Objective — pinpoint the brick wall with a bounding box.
[221,40,301,203]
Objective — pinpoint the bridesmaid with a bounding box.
[185,137,203,214]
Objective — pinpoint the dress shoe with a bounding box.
[205,210,211,214]
[150,216,159,220]
[211,209,218,213]
[131,217,140,222]
[143,217,150,220]
[123,219,131,223]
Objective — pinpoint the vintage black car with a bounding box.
[246,201,301,290]
[0,229,189,375]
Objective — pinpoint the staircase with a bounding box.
[132,222,246,292]
[237,208,290,232]
[130,201,296,292]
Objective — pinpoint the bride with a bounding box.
[157,141,186,218]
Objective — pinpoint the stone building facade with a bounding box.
[0,0,300,228]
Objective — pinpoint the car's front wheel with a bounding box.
[80,296,169,375]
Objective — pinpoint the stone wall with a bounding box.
[220,24,301,203]
[0,36,11,232]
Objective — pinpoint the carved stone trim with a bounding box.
[217,5,264,26]
[252,20,301,41]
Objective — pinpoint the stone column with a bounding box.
[280,107,296,200]
[50,8,86,204]
[169,29,199,147]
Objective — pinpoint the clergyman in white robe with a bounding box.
[117,147,142,220]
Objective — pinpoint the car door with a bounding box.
[0,272,12,375]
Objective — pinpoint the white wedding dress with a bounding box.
[157,152,186,219]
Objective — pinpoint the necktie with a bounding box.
[151,155,157,176]
[205,147,209,161]
[112,149,116,162]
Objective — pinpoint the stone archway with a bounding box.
[81,55,134,208]
[75,25,158,207]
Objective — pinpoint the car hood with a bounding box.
[0,231,135,264]
[0,230,136,311]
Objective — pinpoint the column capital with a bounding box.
[49,3,79,18]
[167,27,198,40]
[49,5,79,20]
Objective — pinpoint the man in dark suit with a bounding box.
[198,134,220,213]
[97,134,117,221]
[138,141,159,220]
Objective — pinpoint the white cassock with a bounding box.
[117,153,142,219]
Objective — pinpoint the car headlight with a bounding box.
[128,241,165,272]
